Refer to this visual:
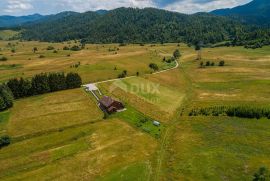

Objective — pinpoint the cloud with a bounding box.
[54,0,155,12]
[0,0,252,15]
[163,0,252,14]
[4,0,33,13]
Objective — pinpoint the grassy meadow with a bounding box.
[0,41,177,83]
[0,39,270,180]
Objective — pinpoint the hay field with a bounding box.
[0,41,178,83]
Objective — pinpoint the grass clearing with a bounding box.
[0,119,157,181]
[97,162,150,181]
[111,105,164,138]
[0,111,10,136]
[164,116,270,181]
[7,88,103,137]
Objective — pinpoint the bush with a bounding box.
[70,45,81,51]
[253,167,270,181]
[219,60,225,66]
[173,49,181,59]
[63,46,70,50]
[0,136,10,149]
[47,46,55,50]
[118,70,128,78]
[149,63,159,71]
[39,55,45,58]
[0,56,8,61]
[206,61,210,66]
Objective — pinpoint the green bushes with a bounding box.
[118,70,128,78]
[0,56,8,61]
[0,135,10,149]
[70,45,81,51]
[7,72,82,99]
[253,167,270,181]
[189,106,270,119]
[0,85,14,111]
[149,63,159,71]
[200,61,223,68]
[47,46,55,50]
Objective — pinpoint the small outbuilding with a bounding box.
[153,121,161,127]
[99,96,124,114]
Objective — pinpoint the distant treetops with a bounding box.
[0,72,82,112]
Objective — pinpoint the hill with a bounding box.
[20,8,270,47]
[0,14,45,28]
[211,0,270,26]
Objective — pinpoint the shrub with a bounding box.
[149,63,159,71]
[118,70,128,78]
[70,45,81,51]
[206,61,210,66]
[173,49,181,59]
[47,46,55,50]
[253,167,270,181]
[0,136,10,149]
[63,46,70,50]
[39,55,45,58]
[0,56,7,61]
[219,60,225,66]
[200,61,204,68]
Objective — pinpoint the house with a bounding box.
[99,96,124,114]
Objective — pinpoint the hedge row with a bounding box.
[189,106,270,119]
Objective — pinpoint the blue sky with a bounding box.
[0,0,252,16]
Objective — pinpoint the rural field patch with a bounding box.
[164,116,270,181]
[0,119,157,181]
[7,88,103,137]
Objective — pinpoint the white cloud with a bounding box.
[54,0,156,12]
[164,0,251,14]
[4,0,33,13]
[0,0,252,15]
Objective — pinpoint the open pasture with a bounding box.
[0,41,178,83]
[0,119,157,181]
[163,116,270,181]
[7,88,103,137]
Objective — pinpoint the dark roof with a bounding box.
[99,96,114,108]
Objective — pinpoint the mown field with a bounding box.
[1,39,270,180]
[0,41,176,83]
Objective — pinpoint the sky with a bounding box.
[0,0,252,16]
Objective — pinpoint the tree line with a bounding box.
[0,85,13,111]
[7,72,82,99]
[189,106,270,119]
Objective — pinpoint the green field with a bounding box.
[0,40,270,180]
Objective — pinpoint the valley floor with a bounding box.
[0,42,270,180]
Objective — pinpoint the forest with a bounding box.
[20,8,270,47]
